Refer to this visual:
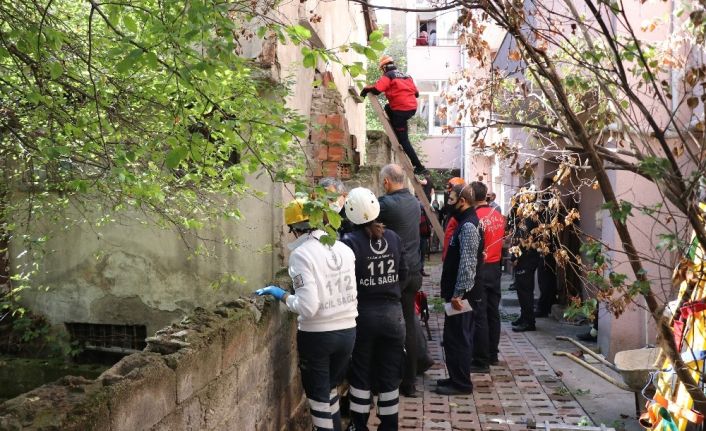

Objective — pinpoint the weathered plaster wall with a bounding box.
[0,299,307,431]
[14,177,290,335]
[466,154,494,183]
[362,130,416,198]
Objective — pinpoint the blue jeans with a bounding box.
[297,328,356,431]
[349,302,405,431]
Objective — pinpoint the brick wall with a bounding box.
[0,300,308,431]
[307,74,357,181]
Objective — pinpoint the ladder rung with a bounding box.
[366,95,445,240]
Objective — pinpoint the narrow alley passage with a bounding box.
[365,262,590,430]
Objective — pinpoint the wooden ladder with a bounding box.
[366,95,445,240]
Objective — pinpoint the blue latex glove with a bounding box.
[255,286,287,301]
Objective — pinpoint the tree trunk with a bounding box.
[488,3,706,410]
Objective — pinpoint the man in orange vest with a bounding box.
[361,56,426,176]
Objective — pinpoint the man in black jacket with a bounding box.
[436,184,481,395]
[507,192,541,332]
[377,164,423,397]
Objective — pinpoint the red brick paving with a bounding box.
[364,264,591,430]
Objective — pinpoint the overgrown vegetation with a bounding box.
[1,1,383,351]
[0,302,79,358]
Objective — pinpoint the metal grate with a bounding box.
[65,322,147,351]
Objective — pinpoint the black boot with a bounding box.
[512,322,536,332]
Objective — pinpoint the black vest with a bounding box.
[440,207,484,301]
[341,228,407,304]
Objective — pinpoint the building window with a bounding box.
[416,20,437,46]
[418,97,429,117]
[415,80,461,136]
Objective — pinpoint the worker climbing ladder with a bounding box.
[365,94,445,241]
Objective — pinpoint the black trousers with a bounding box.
[515,258,539,326]
[384,104,422,170]
[536,255,557,314]
[419,236,429,271]
[473,263,502,365]
[442,308,475,391]
[400,273,423,391]
[349,303,405,431]
[297,328,356,431]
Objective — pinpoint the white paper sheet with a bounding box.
[444,299,473,316]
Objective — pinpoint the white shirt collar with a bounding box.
[287,229,327,251]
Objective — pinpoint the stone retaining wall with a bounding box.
[0,299,308,431]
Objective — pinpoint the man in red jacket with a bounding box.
[361,55,426,175]
[469,181,506,372]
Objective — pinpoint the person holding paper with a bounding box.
[436,184,482,396]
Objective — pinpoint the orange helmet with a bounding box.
[379,55,394,69]
[446,177,465,189]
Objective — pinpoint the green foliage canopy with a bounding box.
[0,1,308,236]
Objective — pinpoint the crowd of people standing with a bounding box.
[256,164,559,429]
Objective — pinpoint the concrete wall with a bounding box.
[389,0,408,41]
[407,46,463,81]
[0,299,307,431]
[419,136,462,169]
[13,178,290,335]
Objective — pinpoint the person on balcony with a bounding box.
[428,30,437,46]
[417,24,428,46]
[360,56,427,176]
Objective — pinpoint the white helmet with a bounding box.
[344,187,380,225]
